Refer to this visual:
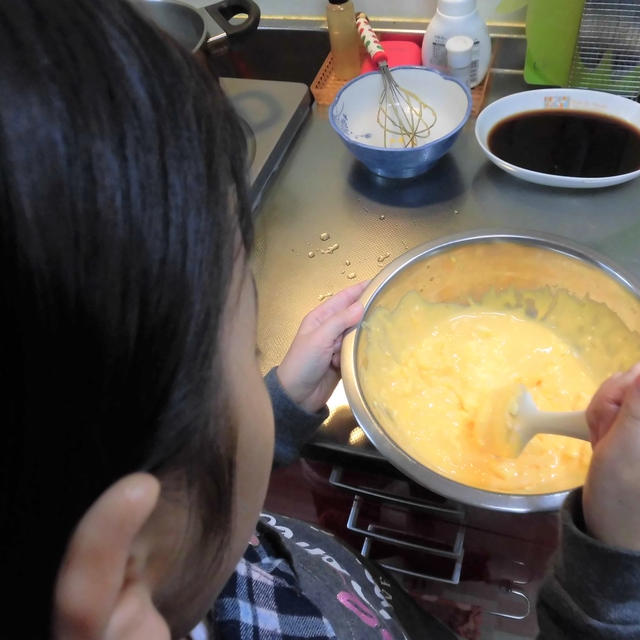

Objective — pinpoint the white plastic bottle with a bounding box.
[422,0,490,88]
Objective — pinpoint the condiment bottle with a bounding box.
[422,0,490,88]
[446,34,474,87]
[327,0,360,81]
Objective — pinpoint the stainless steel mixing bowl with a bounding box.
[341,231,640,512]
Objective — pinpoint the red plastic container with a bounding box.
[360,40,422,74]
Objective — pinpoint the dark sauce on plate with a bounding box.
[488,110,640,178]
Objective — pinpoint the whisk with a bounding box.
[355,13,437,148]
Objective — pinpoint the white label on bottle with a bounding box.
[470,39,480,85]
[431,35,448,68]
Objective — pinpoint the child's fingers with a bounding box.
[615,373,640,430]
[302,280,369,329]
[583,373,640,550]
[587,373,626,441]
[587,364,640,443]
[309,300,365,351]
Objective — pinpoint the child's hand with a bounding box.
[586,363,640,444]
[583,365,640,551]
[277,281,368,413]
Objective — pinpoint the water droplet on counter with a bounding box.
[454,209,460,215]
[320,232,330,241]
[318,292,333,301]
[308,251,315,258]
[345,259,351,266]
[347,272,356,279]
[321,243,339,255]
[379,214,386,220]
[377,252,391,263]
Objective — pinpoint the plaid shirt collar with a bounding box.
[191,524,336,640]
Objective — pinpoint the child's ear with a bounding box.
[53,473,170,640]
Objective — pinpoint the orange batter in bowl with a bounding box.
[360,291,596,494]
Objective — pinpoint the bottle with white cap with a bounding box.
[422,0,490,88]
[446,34,474,86]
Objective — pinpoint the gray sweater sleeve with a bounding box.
[537,489,640,638]
[264,367,329,467]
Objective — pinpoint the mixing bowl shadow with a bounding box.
[348,153,465,207]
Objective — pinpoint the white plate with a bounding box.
[475,88,640,189]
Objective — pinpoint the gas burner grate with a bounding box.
[329,466,532,621]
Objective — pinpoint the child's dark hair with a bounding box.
[0,0,253,632]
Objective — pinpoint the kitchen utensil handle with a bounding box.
[530,410,591,442]
[205,0,260,38]
[355,12,388,66]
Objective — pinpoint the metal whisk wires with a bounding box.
[356,13,437,148]
[377,60,437,148]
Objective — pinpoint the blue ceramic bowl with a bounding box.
[329,66,472,179]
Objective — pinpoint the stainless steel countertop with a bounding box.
[253,69,640,458]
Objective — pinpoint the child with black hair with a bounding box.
[1,1,639,639]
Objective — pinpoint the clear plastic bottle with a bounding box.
[327,0,360,81]
[422,0,490,88]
